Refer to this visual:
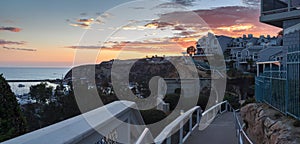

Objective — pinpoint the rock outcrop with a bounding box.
[241,103,297,144]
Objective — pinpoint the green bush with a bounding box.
[0,74,27,142]
[223,94,240,110]
[197,95,209,109]
[164,94,180,111]
[140,109,167,125]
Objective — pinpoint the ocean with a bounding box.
[0,67,70,95]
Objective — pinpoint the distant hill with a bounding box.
[64,56,210,86]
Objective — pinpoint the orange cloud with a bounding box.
[0,27,22,32]
[216,23,255,32]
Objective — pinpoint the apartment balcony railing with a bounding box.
[260,0,300,27]
[261,0,300,15]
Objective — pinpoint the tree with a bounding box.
[164,94,180,111]
[29,83,53,103]
[186,46,196,56]
[0,74,27,142]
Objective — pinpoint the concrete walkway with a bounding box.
[185,112,238,144]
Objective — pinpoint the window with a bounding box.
[237,52,241,58]
[253,52,258,60]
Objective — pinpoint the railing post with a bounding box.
[166,137,171,144]
[189,116,193,133]
[288,0,291,11]
[179,121,183,144]
[197,109,200,124]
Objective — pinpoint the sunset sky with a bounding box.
[0,0,281,67]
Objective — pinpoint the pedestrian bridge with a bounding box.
[3,101,253,144]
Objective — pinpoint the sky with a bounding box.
[0,0,281,67]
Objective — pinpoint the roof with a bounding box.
[257,46,283,62]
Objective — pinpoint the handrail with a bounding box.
[135,128,150,144]
[154,106,201,144]
[202,101,228,116]
[229,104,254,144]
[262,7,289,15]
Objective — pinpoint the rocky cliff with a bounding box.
[64,57,210,85]
[241,103,298,144]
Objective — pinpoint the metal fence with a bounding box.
[255,70,300,119]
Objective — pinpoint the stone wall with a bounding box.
[240,103,297,144]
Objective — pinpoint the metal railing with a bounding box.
[4,100,254,144]
[153,101,253,144]
[231,107,254,144]
[136,128,151,144]
[201,101,253,144]
[262,0,300,15]
[154,106,201,144]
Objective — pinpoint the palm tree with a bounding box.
[186,46,196,56]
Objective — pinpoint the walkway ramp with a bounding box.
[185,112,237,144]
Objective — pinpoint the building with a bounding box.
[196,32,232,55]
[226,34,283,71]
[255,0,300,119]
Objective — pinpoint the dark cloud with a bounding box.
[80,13,87,16]
[68,18,94,29]
[242,0,260,7]
[77,18,94,23]
[172,0,196,6]
[2,46,36,52]
[0,39,25,45]
[0,27,22,32]
[176,31,198,36]
[130,7,145,10]
[66,45,102,49]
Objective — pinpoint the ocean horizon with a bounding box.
[0,67,71,95]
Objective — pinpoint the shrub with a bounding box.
[223,94,240,110]
[164,94,180,111]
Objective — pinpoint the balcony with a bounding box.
[260,0,300,27]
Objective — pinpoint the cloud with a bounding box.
[68,18,95,29]
[65,36,197,54]
[80,13,87,16]
[130,6,145,10]
[0,39,25,45]
[242,0,260,8]
[77,18,94,23]
[216,23,256,33]
[0,27,22,32]
[150,6,281,37]
[174,0,197,6]
[66,45,102,49]
[67,12,110,29]
[2,46,36,52]
[192,6,280,37]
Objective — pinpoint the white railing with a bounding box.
[154,106,201,144]
[136,128,151,144]
[4,100,254,144]
[200,101,254,144]
[230,105,254,144]
[2,101,151,144]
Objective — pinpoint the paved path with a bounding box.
[185,112,238,144]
